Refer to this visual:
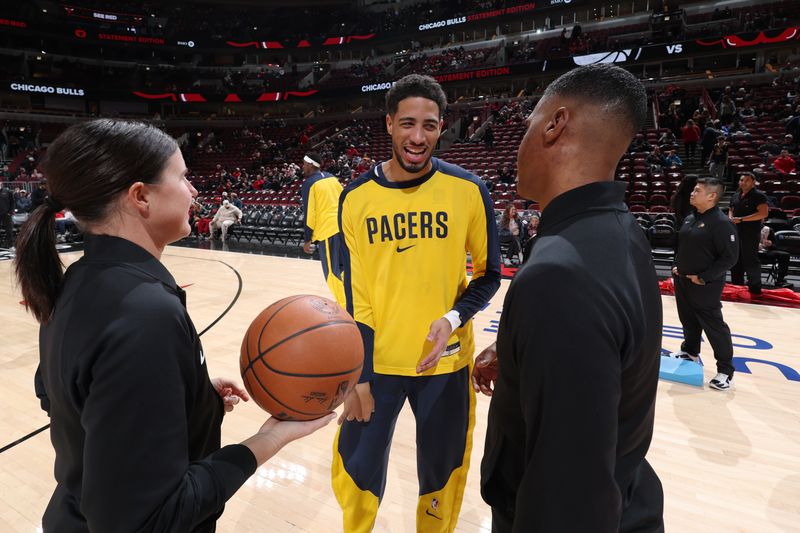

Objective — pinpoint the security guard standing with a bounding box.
[671,177,739,391]
[729,171,768,293]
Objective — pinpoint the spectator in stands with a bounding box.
[15,190,31,213]
[681,119,700,162]
[718,96,737,125]
[54,209,77,243]
[499,204,523,266]
[192,200,212,238]
[647,146,666,172]
[0,182,14,249]
[700,120,721,164]
[497,164,515,184]
[739,103,756,119]
[759,224,793,289]
[521,214,539,263]
[664,149,683,169]
[483,124,494,150]
[782,134,798,154]
[658,130,676,148]
[209,199,242,242]
[230,192,243,209]
[30,181,48,211]
[707,136,729,181]
[786,115,800,141]
[758,136,782,158]
[481,171,494,192]
[773,149,796,175]
[729,172,769,294]
[630,133,651,153]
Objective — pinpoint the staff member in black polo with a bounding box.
[729,171,769,293]
[0,182,14,249]
[475,65,664,532]
[14,120,333,533]
[671,177,739,391]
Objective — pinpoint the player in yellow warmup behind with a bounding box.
[300,151,345,306]
[333,74,501,532]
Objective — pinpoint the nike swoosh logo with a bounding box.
[425,509,442,520]
[396,245,416,253]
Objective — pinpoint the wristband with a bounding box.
[443,310,461,332]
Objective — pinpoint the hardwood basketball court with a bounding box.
[1,246,798,532]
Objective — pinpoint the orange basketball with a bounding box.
[239,295,364,420]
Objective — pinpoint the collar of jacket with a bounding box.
[81,233,178,291]
[539,181,628,234]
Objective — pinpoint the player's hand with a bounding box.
[257,414,335,446]
[472,342,498,396]
[303,241,313,254]
[417,318,453,373]
[687,274,704,285]
[671,266,679,276]
[211,377,250,412]
[338,382,374,424]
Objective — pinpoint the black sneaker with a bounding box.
[709,373,733,391]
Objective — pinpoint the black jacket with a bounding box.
[35,235,255,532]
[676,207,739,282]
[0,186,14,216]
[481,182,663,531]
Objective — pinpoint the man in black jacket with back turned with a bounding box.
[475,65,664,532]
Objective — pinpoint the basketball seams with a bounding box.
[256,294,309,356]
[242,294,308,375]
[256,356,363,378]
[252,320,360,370]
[244,365,333,418]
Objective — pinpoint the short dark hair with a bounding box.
[542,64,647,134]
[385,74,447,117]
[697,177,725,200]
[738,171,756,181]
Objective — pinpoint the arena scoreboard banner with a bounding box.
[561,26,800,69]
[418,3,537,32]
[6,24,800,104]
[9,83,86,97]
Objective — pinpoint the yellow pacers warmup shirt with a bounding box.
[339,157,501,379]
[301,171,343,242]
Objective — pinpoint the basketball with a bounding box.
[239,295,364,420]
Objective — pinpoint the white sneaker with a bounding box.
[668,350,702,364]
[708,373,733,391]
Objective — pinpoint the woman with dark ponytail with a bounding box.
[16,119,333,532]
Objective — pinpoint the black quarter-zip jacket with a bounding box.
[35,235,256,532]
[481,181,663,531]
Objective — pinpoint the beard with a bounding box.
[392,142,432,175]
